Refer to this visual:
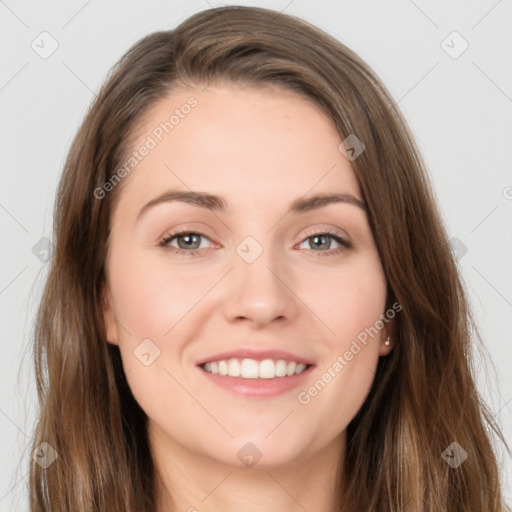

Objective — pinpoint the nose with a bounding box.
[222,247,299,328]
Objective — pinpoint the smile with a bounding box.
[198,359,315,398]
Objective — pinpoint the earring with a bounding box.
[384,337,390,346]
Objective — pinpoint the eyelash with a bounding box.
[158,228,352,258]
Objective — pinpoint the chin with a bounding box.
[216,434,312,470]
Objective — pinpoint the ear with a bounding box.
[102,282,119,346]
[378,317,396,356]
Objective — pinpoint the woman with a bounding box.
[29,5,509,511]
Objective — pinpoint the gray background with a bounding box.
[1,0,511,509]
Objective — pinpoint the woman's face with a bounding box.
[103,84,392,468]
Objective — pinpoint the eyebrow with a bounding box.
[136,188,367,221]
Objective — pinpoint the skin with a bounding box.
[103,84,393,512]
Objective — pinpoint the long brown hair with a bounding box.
[29,5,509,511]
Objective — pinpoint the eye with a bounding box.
[297,230,352,257]
[159,230,212,256]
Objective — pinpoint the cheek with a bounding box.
[308,255,387,344]
[299,349,378,445]
[109,249,210,342]
[107,251,196,420]
[294,255,386,420]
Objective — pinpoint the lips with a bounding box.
[196,348,316,396]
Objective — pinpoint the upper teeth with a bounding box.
[203,358,308,379]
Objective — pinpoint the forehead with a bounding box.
[112,84,362,220]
